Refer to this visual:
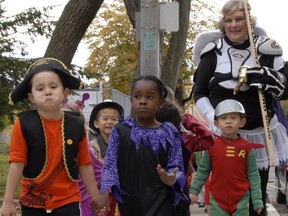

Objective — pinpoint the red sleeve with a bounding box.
[9,119,27,165]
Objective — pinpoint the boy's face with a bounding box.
[28,71,68,114]
[214,112,246,139]
[93,108,120,138]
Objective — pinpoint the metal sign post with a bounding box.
[136,1,179,77]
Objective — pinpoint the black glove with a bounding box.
[245,66,286,99]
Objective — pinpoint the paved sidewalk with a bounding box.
[0,198,281,216]
[189,203,280,216]
[189,167,281,216]
[189,205,207,215]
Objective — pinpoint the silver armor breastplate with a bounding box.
[213,38,255,91]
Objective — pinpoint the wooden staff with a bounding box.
[243,0,275,165]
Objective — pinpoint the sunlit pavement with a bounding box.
[0,198,281,216]
[189,168,281,216]
[189,203,280,216]
[0,167,283,216]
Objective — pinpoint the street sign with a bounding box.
[160,2,179,32]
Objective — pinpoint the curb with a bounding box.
[267,203,280,216]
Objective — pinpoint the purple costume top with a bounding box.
[78,142,103,201]
[101,117,187,216]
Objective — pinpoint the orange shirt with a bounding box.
[9,117,92,210]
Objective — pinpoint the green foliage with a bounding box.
[0,153,9,197]
[0,2,55,130]
[84,0,219,98]
[0,57,34,125]
[0,153,20,198]
[84,1,137,94]
[0,3,55,56]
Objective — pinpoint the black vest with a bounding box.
[19,110,85,181]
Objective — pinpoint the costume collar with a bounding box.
[224,36,250,49]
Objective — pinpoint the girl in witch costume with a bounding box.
[155,96,216,216]
[156,99,191,216]
[92,75,188,216]
[0,58,100,216]
[193,0,288,215]
[190,99,264,215]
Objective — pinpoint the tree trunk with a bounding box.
[44,0,104,67]
[123,0,140,28]
[161,0,191,92]
[46,0,191,96]
[123,0,191,93]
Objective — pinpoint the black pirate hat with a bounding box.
[9,58,84,105]
[89,100,124,135]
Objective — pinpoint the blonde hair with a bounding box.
[218,0,256,33]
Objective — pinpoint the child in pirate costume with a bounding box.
[78,100,124,216]
[88,100,124,163]
[0,58,100,216]
[190,99,264,215]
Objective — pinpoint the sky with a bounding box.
[215,0,288,59]
[2,0,288,65]
[1,0,89,66]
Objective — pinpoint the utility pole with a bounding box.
[136,0,179,78]
[139,0,160,77]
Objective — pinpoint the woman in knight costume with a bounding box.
[193,0,288,215]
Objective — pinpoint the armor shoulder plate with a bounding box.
[257,36,283,56]
[200,42,217,58]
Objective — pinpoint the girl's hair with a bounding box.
[156,100,183,130]
[165,86,175,101]
[131,75,168,99]
[218,0,256,33]
[61,100,85,121]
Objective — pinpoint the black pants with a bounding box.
[21,202,80,216]
[249,167,269,216]
[173,185,191,216]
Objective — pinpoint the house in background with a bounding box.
[67,88,131,124]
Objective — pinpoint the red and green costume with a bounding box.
[190,137,264,215]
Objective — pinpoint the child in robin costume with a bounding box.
[190,99,264,215]
[0,58,100,216]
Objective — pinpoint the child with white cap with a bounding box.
[190,99,264,215]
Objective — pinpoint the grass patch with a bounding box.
[0,153,20,198]
[0,153,9,197]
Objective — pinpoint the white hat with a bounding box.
[215,99,245,118]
